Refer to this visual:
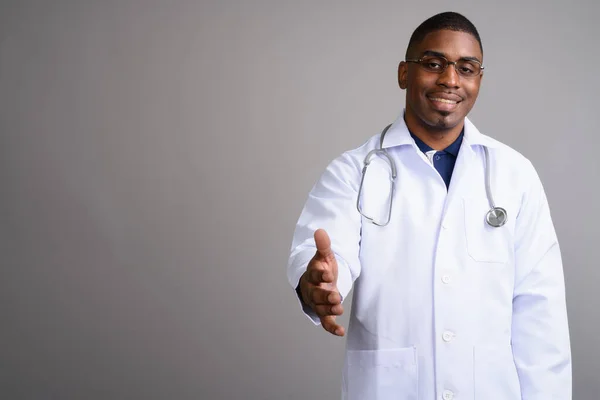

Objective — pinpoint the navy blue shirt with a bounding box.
[410,130,464,189]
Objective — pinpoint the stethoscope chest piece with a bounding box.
[486,207,508,228]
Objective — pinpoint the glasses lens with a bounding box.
[419,56,447,73]
[416,56,482,78]
[455,60,481,77]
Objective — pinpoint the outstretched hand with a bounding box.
[298,229,345,336]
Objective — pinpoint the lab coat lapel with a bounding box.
[445,133,478,213]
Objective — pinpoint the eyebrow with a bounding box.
[421,50,482,64]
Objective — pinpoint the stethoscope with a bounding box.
[356,124,508,228]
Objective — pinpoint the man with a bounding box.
[287,11,571,400]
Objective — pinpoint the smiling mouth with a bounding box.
[429,97,460,104]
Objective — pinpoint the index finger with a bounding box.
[306,265,327,285]
[309,286,341,305]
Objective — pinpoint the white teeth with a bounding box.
[430,98,458,104]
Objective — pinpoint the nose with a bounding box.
[437,62,460,88]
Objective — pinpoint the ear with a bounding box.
[398,62,408,90]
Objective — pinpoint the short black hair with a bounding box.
[405,12,483,59]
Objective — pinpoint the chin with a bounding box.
[427,113,460,130]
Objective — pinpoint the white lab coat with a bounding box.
[287,114,571,399]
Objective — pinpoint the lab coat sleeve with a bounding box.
[512,161,571,399]
[287,152,362,325]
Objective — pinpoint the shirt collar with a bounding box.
[410,129,463,156]
[381,110,500,150]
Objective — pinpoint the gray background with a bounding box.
[0,0,597,399]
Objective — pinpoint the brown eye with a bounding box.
[422,57,444,71]
[457,61,479,76]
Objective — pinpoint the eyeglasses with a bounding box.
[405,55,484,78]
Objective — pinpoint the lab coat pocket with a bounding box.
[343,347,418,400]
[463,197,510,263]
[473,345,521,399]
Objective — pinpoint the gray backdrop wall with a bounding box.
[1,0,598,399]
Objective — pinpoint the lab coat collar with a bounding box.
[381,111,500,150]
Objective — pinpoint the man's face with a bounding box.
[398,29,483,132]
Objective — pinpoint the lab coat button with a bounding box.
[442,275,451,284]
[442,390,454,400]
[442,331,454,342]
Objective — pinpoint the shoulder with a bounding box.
[314,132,382,192]
[327,133,381,172]
[475,130,543,193]
[465,116,543,200]
[470,120,536,171]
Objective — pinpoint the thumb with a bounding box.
[314,229,333,260]
[314,229,337,283]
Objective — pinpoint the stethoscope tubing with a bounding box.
[357,124,507,228]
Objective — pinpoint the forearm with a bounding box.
[287,153,362,323]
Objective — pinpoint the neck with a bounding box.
[404,113,464,151]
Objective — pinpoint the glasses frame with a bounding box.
[405,55,484,78]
